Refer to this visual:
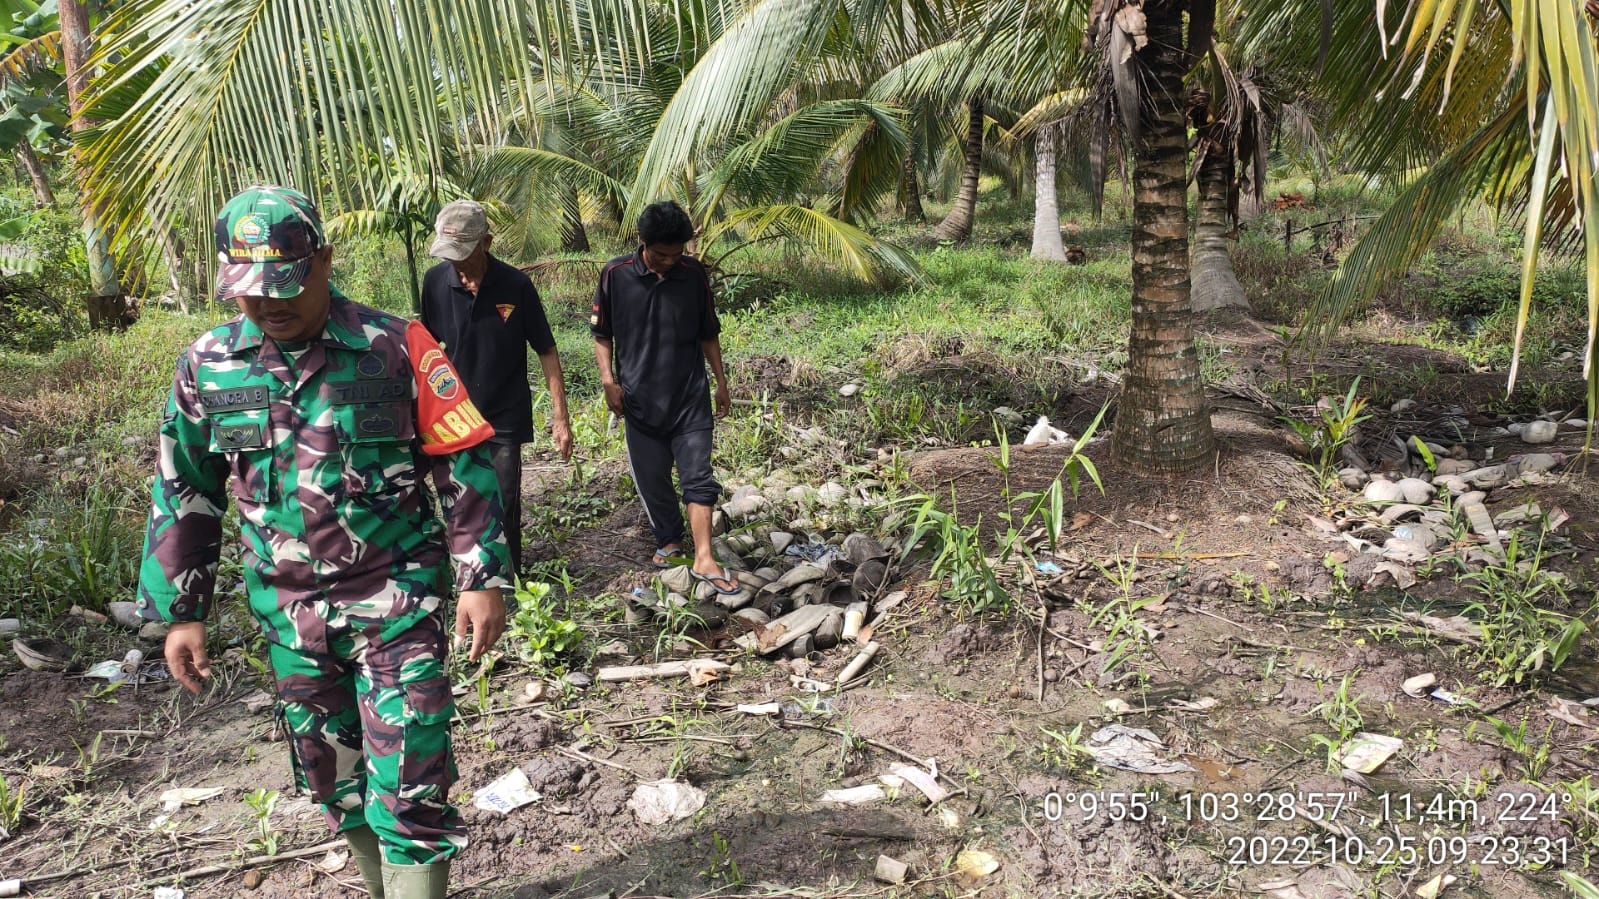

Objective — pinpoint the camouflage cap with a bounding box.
[428,200,488,262]
[214,185,326,300]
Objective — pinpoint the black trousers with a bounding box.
[624,422,720,548]
[487,437,522,580]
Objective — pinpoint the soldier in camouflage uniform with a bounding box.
[137,185,509,899]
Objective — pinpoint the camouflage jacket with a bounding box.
[136,292,510,652]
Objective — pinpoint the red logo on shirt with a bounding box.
[496,304,515,322]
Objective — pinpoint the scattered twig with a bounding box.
[556,744,646,779]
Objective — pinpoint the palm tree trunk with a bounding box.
[1110,0,1215,473]
[558,179,590,252]
[901,156,925,223]
[931,97,983,241]
[16,144,53,207]
[1031,124,1066,261]
[60,0,126,330]
[1190,131,1247,311]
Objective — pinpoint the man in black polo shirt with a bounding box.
[422,200,573,579]
[591,200,736,593]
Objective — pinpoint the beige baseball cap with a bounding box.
[429,200,488,262]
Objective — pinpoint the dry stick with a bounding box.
[138,839,348,886]
[778,720,968,797]
[1034,595,1047,703]
[555,744,646,778]
[623,734,743,748]
[1132,551,1249,560]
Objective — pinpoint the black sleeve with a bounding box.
[522,280,557,354]
[590,265,613,339]
[695,264,721,340]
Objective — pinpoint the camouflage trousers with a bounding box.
[270,611,464,865]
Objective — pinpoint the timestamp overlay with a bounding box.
[1035,787,1582,874]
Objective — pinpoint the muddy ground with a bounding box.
[2,322,1597,899]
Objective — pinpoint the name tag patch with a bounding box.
[351,406,404,439]
[200,384,270,412]
[213,422,265,450]
[328,378,409,405]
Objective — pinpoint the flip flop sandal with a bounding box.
[652,546,689,569]
[690,569,743,596]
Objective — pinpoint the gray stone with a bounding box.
[838,383,861,398]
[1339,468,1369,491]
[754,567,782,582]
[769,531,794,554]
[1435,458,1476,476]
[1507,422,1527,436]
[0,618,20,636]
[1463,465,1510,489]
[786,634,815,659]
[1363,479,1405,504]
[711,510,729,537]
[816,482,848,507]
[1381,538,1430,563]
[139,621,170,641]
[1391,398,1418,414]
[561,671,594,689]
[1460,502,1502,554]
[1565,418,1588,429]
[814,607,844,650]
[660,566,696,594]
[733,608,770,627]
[1378,503,1425,526]
[107,602,143,630]
[1395,477,1436,505]
[1456,490,1486,507]
[1433,475,1469,496]
[1493,503,1543,528]
[1391,523,1441,550]
[1513,453,1559,475]
[786,486,816,505]
[1522,420,1558,444]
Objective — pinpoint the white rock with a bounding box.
[1402,673,1437,697]
[1023,416,1053,446]
[1507,422,1527,436]
[1456,490,1486,508]
[1494,503,1543,528]
[1522,420,1558,444]
[1391,523,1441,550]
[838,383,861,398]
[1564,418,1588,429]
[1395,477,1435,505]
[0,618,20,636]
[1433,475,1468,496]
[1391,399,1418,414]
[786,485,816,504]
[1363,479,1405,504]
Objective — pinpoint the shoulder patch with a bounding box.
[405,320,493,455]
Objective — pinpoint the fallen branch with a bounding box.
[597,659,731,685]
[141,839,347,886]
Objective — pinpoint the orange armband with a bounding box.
[406,320,494,455]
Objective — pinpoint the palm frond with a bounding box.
[478,146,632,211]
[0,30,59,87]
[629,0,841,213]
[699,203,921,284]
[1307,100,1525,342]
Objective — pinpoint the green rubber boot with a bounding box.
[380,860,450,899]
[341,825,386,898]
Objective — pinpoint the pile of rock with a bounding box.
[1325,446,1568,587]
